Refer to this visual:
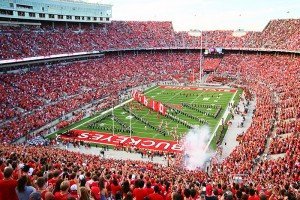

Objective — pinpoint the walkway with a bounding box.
[57,144,168,165]
[220,94,256,160]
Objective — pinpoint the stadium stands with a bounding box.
[207,53,299,197]
[1,19,300,60]
[248,19,300,50]
[0,21,175,60]
[0,52,202,143]
[0,18,300,199]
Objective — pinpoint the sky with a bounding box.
[85,0,300,31]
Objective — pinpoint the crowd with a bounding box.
[1,19,300,199]
[1,143,298,200]
[0,51,299,199]
[207,53,300,197]
[0,52,202,143]
[202,58,222,72]
[0,21,175,60]
[268,135,299,154]
[248,19,300,50]
[1,19,300,60]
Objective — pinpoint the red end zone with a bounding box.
[160,85,236,93]
[60,130,183,153]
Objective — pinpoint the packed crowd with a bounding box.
[1,19,300,60]
[0,52,299,199]
[0,21,175,60]
[0,52,203,143]
[268,135,299,154]
[248,19,300,50]
[1,143,299,200]
[207,53,300,195]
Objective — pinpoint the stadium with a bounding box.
[0,0,299,199]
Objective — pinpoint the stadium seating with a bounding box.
[0,52,202,143]
[0,19,300,199]
[1,19,300,60]
[0,21,175,60]
[247,19,300,50]
[207,53,300,196]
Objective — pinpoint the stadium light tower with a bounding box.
[189,29,203,85]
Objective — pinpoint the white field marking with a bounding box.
[70,86,159,131]
[204,90,238,152]
[126,115,134,120]
[203,97,210,101]
[191,91,205,104]
[165,89,183,102]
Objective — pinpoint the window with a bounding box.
[0,9,13,15]
[16,4,33,9]
[66,15,72,20]
[49,14,54,18]
[87,17,91,21]
[18,11,25,16]
[106,17,109,21]
[39,13,45,18]
[58,15,63,19]
[9,3,14,8]
[75,16,80,20]
[81,16,84,20]
[100,17,103,21]
[93,17,97,21]
[29,12,35,17]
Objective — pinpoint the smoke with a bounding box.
[182,125,211,170]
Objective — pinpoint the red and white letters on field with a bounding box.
[61,130,183,153]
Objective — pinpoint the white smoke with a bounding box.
[182,125,211,170]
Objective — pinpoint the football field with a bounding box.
[62,85,238,150]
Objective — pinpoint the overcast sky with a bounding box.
[86,0,300,31]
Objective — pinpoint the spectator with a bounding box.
[16,175,36,200]
[0,167,18,200]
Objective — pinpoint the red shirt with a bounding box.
[54,191,69,200]
[206,184,213,196]
[69,191,79,200]
[248,195,260,200]
[143,187,154,195]
[110,183,121,196]
[41,190,47,200]
[133,188,148,200]
[91,186,100,200]
[48,177,58,187]
[148,193,164,200]
[0,179,18,200]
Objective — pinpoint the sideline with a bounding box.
[204,90,238,152]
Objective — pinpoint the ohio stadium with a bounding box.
[0,0,299,199]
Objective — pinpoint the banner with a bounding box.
[60,130,183,153]
[131,91,167,115]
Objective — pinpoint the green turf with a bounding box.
[70,86,236,148]
[48,86,239,149]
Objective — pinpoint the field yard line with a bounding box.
[204,90,238,152]
[190,91,204,104]
[165,89,183,102]
[70,86,159,131]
